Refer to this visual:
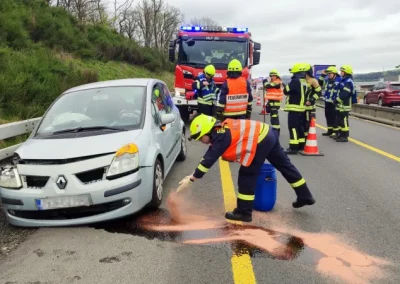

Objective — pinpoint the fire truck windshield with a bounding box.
[178,39,248,69]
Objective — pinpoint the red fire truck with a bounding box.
[168,26,261,121]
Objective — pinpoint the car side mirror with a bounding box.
[160,113,175,130]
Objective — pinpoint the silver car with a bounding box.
[0,78,187,227]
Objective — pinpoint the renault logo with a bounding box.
[56,175,67,189]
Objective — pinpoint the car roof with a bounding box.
[63,78,158,94]
[388,81,400,84]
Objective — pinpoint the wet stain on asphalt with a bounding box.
[92,205,393,283]
[93,208,310,261]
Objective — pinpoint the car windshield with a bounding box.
[178,38,248,69]
[391,84,400,90]
[35,86,146,136]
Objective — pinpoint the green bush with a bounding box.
[0,0,175,121]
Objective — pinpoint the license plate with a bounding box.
[35,195,91,210]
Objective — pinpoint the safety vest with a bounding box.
[265,78,284,101]
[220,119,269,167]
[224,77,249,116]
[284,78,308,112]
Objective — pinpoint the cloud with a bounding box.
[143,0,400,76]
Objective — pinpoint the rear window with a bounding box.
[390,84,400,90]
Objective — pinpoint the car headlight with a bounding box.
[0,166,22,189]
[106,143,139,179]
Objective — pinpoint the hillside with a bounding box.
[0,0,175,122]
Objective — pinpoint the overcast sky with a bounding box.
[164,0,400,77]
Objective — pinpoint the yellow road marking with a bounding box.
[219,158,257,284]
[316,123,400,163]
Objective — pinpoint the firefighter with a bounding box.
[303,63,322,138]
[178,114,316,222]
[215,59,253,120]
[263,69,284,136]
[192,64,218,116]
[335,65,354,142]
[283,63,309,154]
[318,66,342,137]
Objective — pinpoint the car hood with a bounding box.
[15,130,143,160]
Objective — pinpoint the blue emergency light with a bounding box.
[180,26,248,33]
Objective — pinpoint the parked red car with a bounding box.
[363,81,400,107]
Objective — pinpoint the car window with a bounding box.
[377,83,386,90]
[390,84,400,90]
[36,86,146,135]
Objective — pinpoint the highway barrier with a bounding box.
[316,99,400,127]
[0,118,41,162]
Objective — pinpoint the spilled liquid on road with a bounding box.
[94,192,393,284]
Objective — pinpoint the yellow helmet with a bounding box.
[269,69,280,77]
[326,66,338,74]
[189,114,217,141]
[227,59,243,71]
[290,63,307,73]
[204,65,216,77]
[340,65,353,75]
[154,88,160,97]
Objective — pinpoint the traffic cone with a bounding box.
[298,117,324,156]
[256,97,261,106]
[259,106,268,115]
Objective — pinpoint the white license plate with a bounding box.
[35,195,91,210]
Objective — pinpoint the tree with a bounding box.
[189,17,219,27]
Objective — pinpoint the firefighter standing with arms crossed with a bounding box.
[177,114,316,222]
[303,64,322,138]
[263,69,284,136]
[283,63,309,154]
[335,65,355,142]
[215,59,253,120]
[192,64,219,116]
[318,66,342,137]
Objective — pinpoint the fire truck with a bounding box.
[168,26,261,121]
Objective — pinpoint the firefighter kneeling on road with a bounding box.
[178,114,316,222]
[192,64,218,116]
[263,69,284,136]
[215,59,253,120]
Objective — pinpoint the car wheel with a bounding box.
[176,129,187,161]
[150,159,163,208]
[363,96,369,105]
[378,98,383,107]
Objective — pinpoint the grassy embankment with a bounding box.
[0,0,174,150]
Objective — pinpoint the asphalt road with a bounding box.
[1,104,400,284]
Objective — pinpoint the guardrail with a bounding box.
[316,99,400,127]
[0,117,41,161]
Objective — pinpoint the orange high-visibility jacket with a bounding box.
[265,78,284,101]
[220,119,262,166]
[225,77,249,116]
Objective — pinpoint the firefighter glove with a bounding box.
[177,175,194,192]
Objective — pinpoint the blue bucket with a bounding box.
[253,162,277,212]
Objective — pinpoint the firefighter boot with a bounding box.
[225,199,252,222]
[322,129,332,136]
[285,147,298,155]
[292,184,316,208]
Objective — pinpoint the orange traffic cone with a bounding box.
[299,117,324,156]
[259,106,268,115]
[256,97,261,106]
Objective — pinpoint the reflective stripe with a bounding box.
[305,139,318,146]
[290,128,298,145]
[237,193,255,201]
[291,178,305,188]
[309,125,316,134]
[258,123,269,142]
[197,164,209,173]
[299,138,305,143]
[239,120,257,166]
